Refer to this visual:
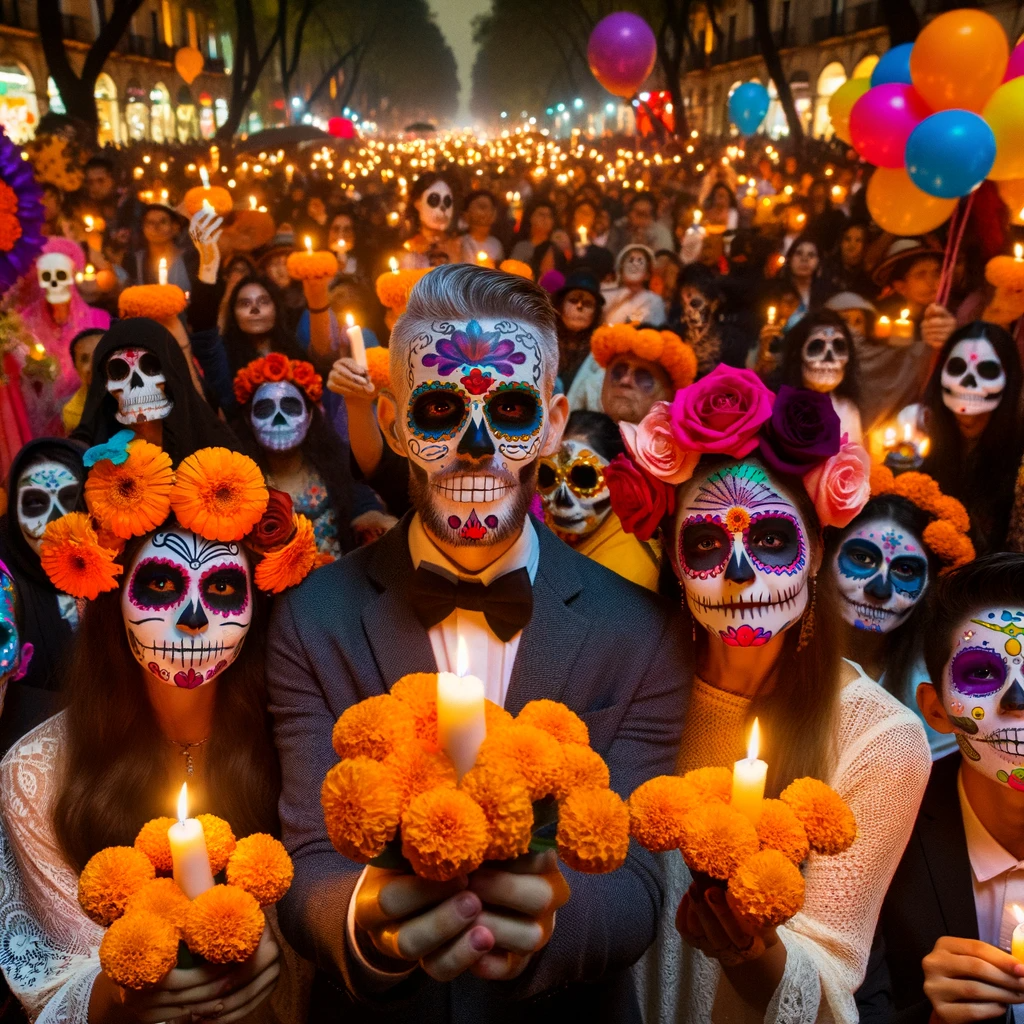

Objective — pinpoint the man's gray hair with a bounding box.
[388,264,559,395]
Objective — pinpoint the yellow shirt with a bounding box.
[575,512,661,592]
[61,385,87,433]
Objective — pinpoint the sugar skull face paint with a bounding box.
[0,569,27,714]
[801,326,849,394]
[415,180,454,233]
[399,318,547,547]
[538,440,610,542]
[249,381,310,452]
[943,607,1024,789]
[105,347,173,425]
[620,247,650,285]
[835,515,928,633]
[941,336,1005,416]
[17,460,80,556]
[674,461,810,647]
[121,528,252,689]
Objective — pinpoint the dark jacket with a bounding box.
[267,515,692,1023]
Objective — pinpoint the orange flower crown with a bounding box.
[40,439,320,600]
[591,322,698,392]
[499,259,534,280]
[79,817,293,989]
[118,284,188,321]
[322,684,629,880]
[233,353,323,407]
[868,465,975,573]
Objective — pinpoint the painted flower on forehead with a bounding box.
[759,386,841,477]
[670,366,775,457]
[422,319,527,377]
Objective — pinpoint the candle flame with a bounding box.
[878,315,891,326]
[917,436,930,458]
[884,427,897,447]
[900,308,911,321]
[692,209,702,225]
[456,633,469,678]
[177,782,189,823]
[903,422,913,442]
[477,251,488,263]
[389,257,399,273]
[199,166,210,187]
[1013,903,1024,926]
[747,718,761,761]
[345,312,355,328]
[304,236,313,253]
[1016,243,1023,260]
[249,195,257,210]
[83,215,94,230]
[33,342,44,356]
[767,305,776,323]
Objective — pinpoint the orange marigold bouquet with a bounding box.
[322,681,630,880]
[628,769,856,929]
[118,284,188,321]
[78,819,293,990]
[286,249,337,281]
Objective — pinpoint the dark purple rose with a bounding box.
[758,386,841,476]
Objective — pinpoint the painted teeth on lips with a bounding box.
[435,475,512,503]
[979,730,1024,758]
[692,583,802,619]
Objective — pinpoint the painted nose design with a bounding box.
[458,415,495,458]
[46,503,62,524]
[272,411,287,426]
[725,545,756,584]
[864,573,893,601]
[129,370,144,389]
[176,600,209,635]
[1001,679,1024,713]
[961,373,977,389]
[554,484,574,509]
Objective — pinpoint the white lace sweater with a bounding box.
[634,664,931,1024]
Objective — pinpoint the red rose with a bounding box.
[250,489,295,550]
[262,353,291,382]
[605,454,675,542]
[290,361,323,402]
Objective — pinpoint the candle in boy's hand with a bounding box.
[345,313,367,370]
[436,636,486,779]
[168,783,215,899]
[731,718,768,824]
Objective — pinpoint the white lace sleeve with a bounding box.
[0,717,103,1024]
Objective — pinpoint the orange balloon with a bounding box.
[828,78,870,145]
[95,269,117,292]
[867,167,957,235]
[910,9,1008,112]
[996,179,1024,225]
[174,46,204,85]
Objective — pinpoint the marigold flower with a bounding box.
[401,787,490,881]
[197,814,237,874]
[375,267,428,310]
[118,284,188,320]
[725,507,751,534]
[779,778,857,855]
[628,775,699,852]
[869,463,896,497]
[321,757,402,861]
[133,817,177,872]
[183,885,265,963]
[331,694,417,761]
[170,448,269,542]
[39,512,122,599]
[232,355,322,407]
[99,911,179,990]
[226,834,294,906]
[476,723,565,802]
[679,803,759,881]
[460,763,534,862]
[755,799,810,866]
[365,347,391,396]
[286,249,337,280]
[923,519,976,573]
[254,514,318,592]
[390,672,438,743]
[517,700,589,746]
[85,441,173,539]
[124,878,191,931]
[591,323,697,391]
[682,766,733,806]
[499,259,533,280]
[485,699,513,733]
[78,846,156,925]
[561,743,611,795]
[557,787,630,874]
[727,849,806,928]
[383,741,457,812]
[183,185,233,216]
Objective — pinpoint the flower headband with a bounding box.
[607,366,871,542]
[233,353,323,408]
[39,432,319,600]
[591,322,698,393]
[868,464,975,573]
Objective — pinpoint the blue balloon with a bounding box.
[870,43,914,87]
[729,82,770,135]
[905,110,996,198]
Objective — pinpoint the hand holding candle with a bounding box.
[168,783,215,899]
[436,635,486,778]
[345,312,368,369]
[731,718,767,824]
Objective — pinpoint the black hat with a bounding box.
[553,270,605,310]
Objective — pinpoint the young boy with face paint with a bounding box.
[267,264,690,1023]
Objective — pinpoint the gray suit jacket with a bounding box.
[267,515,692,1022]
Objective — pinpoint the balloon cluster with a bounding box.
[829,10,1024,235]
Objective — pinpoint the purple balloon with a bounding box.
[1005,41,1024,82]
[588,12,657,98]
[849,83,931,168]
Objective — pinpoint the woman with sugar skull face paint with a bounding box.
[607,372,931,1024]
[398,171,461,269]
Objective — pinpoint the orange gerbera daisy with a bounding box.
[401,787,490,882]
[254,514,318,593]
[40,513,122,600]
[85,441,173,539]
[226,834,294,906]
[557,787,630,874]
[99,911,179,990]
[170,448,269,542]
[183,885,265,963]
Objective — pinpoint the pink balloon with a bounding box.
[587,12,657,98]
[849,83,932,168]
[1005,41,1024,82]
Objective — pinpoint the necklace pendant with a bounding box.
[185,751,194,776]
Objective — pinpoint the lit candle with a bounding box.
[883,426,898,449]
[345,312,367,369]
[875,315,892,339]
[285,163,294,185]
[304,235,313,254]
[1015,243,1023,262]
[731,718,768,824]
[766,305,777,326]
[31,342,45,359]
[167,783,215,899]
[388,256,399,274]
[436,636,486,779]
[84,263,95,282]
[578,225,588,250]
[83,215,94,232]
[199,165,210,188]
[249,195,257,211]
[201,198,214,215]
[158,257,168,286]
[1012,905,1024,961]
[892,308,914,344]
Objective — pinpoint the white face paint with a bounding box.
[620,248,649,285]
[105,347,173,425]
[538,439,610,542]
[941,336,1005,416]
[801,325,849,394]
[942,606,1024,790]
[415,180,453,233]
[36,252,74,304]
[122,528,252,689]
[834,514,928,633]
[250,381,310,452]
[17,460,80,555]
[399,317,547,546]
[674,461,810,647]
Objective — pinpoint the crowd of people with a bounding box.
[0,119,1021,1024]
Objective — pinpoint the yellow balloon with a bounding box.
[867,167,957,236]
[984,78,1024,181]
[828,78,870,145]
[996,180,1024,225]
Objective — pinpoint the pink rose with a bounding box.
[803,439,871,529]
[620,402,699,485]
[670,365,775,457]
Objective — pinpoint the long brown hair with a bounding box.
[52,535,281,872]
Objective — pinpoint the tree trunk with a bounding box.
[655,0,688,139]
[883,0,920,45]
[750,0,802,147]
[216,0,279,140]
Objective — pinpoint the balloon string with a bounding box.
[937,192,975,309]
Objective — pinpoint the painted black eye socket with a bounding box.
[131,561,186,609]
[891,556,926,582]
[106,357,130,382]
[139,352,162,376]
[747,516,799,567]
[569,464,599,491]
[411,390,466,433]
[977,360,1003,381]
[946,356,968,377]
[252,398,275,419]
[19,488,51,518]
[0,623,11,649]
[537,461,557,491]
[57,484,80,510]
[847,544,880,569]
[54,270,67,282]
[682,521,729,573]
[202,567,248,614]
[805,339,826,358]
[488,390,538,429]
[281,396,305,416]
[951,647,1007,696]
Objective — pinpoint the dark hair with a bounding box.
[530,239,568,280]
[629,192,657,213]
[677,261,724,303]
[785,233,821,271]
[84,155,114,175]
[52,535,280,871]
[222,273,302,376]
[463,189,496,213]
[564,411,625,463]
[778,309,860,403]
[923,552,1024,689]
[705,183,737,210]
[69,327,104,365]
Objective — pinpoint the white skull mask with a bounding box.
[620,248,649,285]
[250,381,310,452]
[802,326,849,394]
[674,461,810,647]
[105,346,173,425]
[36,252,74,305]
[415,180,453,233]
[942,606,1024,790]
[680,286,713,341]
[17,460,80,555]
[122,528,252,690]
[834,514,928,633]
[399,317,547,546]
[941,336,1005,416]
[538,440,610,542]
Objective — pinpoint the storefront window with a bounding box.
[124,78,149,141]
[0,63,38,143]
[94,73,119,146]
[150,82,174,143]
[814,61,847,138]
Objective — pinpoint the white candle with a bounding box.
[168,783,215,899]
[199,165,210,188]
[345,313,367,369]
[388,257,399,274]
[731,718,768,824]
[436,636,486,779]
[766,305,777,326]
[1012,905,1024,960]
[158,257,168,286]
[304,235,313,254]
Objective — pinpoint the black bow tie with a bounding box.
[409,565,533,642]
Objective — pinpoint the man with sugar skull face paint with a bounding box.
[267,264,691,1014]
[398,172,461,269]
